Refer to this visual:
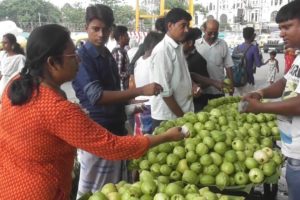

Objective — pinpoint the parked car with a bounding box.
[257,33,270,48]
[71,32,88,49]
[224,34,244,49]
[263,31,284,53]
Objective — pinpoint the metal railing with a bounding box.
[15,21,150,32]
[15,22,87,32]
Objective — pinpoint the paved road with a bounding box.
[255,52,285,91]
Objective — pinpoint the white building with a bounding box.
[195,0,294,32]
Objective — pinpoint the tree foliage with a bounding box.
[113,5,135,27]
[195,3,207,15]
[89,0,134,27]
[90,0,123,7]
[0,0,206,32]
[165,0,187,10]
[61,3,85,24]
[0,0,61,23]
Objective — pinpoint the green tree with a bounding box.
[61,3,85,24]
[194,3,207,16]
[114,5,135,28]
[165,0,187,10]
[84,0,134,27]
[0,0,61,23]
[90,0,124,7]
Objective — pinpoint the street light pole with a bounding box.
[216,0,219,20]
[38,12,41,26]
[135,0,139,32]
[260,0,263,34]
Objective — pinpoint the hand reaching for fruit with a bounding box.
[223,78,234,95]
[146,126,189,148]
[242,90,264,101]
[213,80,224,92]
[192,83,201,98]
[241,96,262,114]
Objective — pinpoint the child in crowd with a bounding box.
[264,51,279,84]
[133,31,164,135]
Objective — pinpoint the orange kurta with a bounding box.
[0,85,150,199]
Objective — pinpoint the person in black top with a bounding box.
[183,28,223,111]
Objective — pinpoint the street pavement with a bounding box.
[61,52,289,200]
[255,52,285,90]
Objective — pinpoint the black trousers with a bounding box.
[194,93,225,112]
[152,118,165,130]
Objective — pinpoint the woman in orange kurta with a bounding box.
[0,24,185,200]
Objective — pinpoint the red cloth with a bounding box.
[285,52,296,74]
[0,85,150,199]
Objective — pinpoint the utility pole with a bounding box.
[259,0,263,34]
[135,0,139,31]
[189,0,194,26]
[38,12,41,26]
[216,0,219,20]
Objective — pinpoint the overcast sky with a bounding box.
[48,0,135,8]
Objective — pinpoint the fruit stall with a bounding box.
[80,96,284,200]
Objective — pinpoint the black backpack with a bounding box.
[231,44,252,87]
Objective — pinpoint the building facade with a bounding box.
[195,0,294,32]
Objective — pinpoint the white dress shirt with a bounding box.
[149,34,194,120]
[195,38,233,95]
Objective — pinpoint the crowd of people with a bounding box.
[0,1,300,200]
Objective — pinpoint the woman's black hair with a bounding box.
[3,33,24,55]
[276,1,300,23]
[155,17,166,33]
[183,28,202,44]
[85,4,114,28]
[8,24,70,105]
[143,31,164,52]
[192,27,202,39]
[270,50,277,56]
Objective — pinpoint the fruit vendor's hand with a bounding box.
[242,96,262,114]
[243,90,263,101]
[222,78,234,95]
[164,127,189,141]
[141,82,163,96]
[146,127,188,148]
[213,80,224,92]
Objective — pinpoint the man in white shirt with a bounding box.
[149,8,201,128]
[195,19,234,105]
